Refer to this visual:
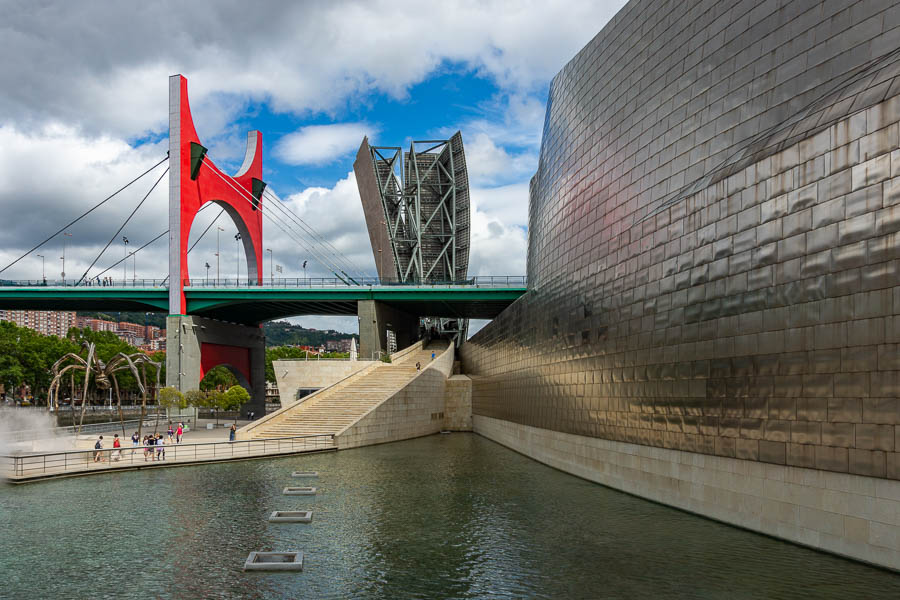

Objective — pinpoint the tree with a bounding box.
[207,389,224,426]
[157,386,185,436]
[200,365,237,391]
[184,389,205,411]
[158,386,186,412]
[222,385,250,424]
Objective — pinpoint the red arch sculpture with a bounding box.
[168,74,264,314]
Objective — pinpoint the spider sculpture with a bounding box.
[48,341,162,438]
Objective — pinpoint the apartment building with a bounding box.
[0,310,76,337]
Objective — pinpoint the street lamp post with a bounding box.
[61,232,72,286]
[234,232,242,284]
[205,262,211,283]
[36,254,44,282]
[266,248,273,282]
[216,226,224,285]
[302,260,307,284]
[122,236,129,283]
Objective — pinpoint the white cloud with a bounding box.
[0,0,633,335]
[276,172,376,277]
[0,125,169,282]
[274,123,378,166]
[465,133,537,186]
[471,182,530,228]
[467,197,527,277]
[0,0,629,140]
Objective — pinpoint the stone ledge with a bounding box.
[473,415,900,571]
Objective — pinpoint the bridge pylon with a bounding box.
[166,74,266,413]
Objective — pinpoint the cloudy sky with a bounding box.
[0,0,627,333]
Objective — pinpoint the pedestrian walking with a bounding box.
[229,424,236,442]
[166,422,174,443]
[156,434,165,460]
[431,351,435,361]
[176,422,183,443]
[416,361,421,371]
[143,435,153,461]
[131,431,139,452]
[111,434,121,462]
[93,435,104,462]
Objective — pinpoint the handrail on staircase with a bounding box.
[332,341,456,441]
[236,360,383,439]
[236,339,452,441]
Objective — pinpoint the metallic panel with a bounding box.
[460,0,900,481]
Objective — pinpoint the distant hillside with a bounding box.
[264,320,357,348]
[77,312,357,348]
[78,311,167,328]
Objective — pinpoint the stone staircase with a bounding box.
[239,341,450,441]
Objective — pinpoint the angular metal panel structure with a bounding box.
[355,132,471,343]
[354,132,470,283]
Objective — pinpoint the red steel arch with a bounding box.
[168,74,264,315]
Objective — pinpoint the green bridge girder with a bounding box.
[0,286,527,325]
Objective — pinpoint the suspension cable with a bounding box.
[187,206,226,253]
[76,167,169,285]
[91,230,168,280]
[91,203,217,284]
[262,187,368,279]
[0,154,169,275]
[159,203,225,285]
[193,159,363,279]
[200,162,354,282]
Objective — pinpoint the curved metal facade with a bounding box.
[462,0,900,480]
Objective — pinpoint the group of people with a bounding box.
[92,422,185,464]
[135,433,166,461]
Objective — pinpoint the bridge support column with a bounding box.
[358,300,420,359]
[166,315,266,418]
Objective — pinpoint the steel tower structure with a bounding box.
[355,131,471,342]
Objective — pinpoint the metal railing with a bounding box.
[0,276,527,289]
[184,275,527,288]
[0,278,168,288]
[4,415,190,443]
[2,433,335,479]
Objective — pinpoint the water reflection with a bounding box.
[1,434,899,599]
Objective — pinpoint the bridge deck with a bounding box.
[0,283,527,324]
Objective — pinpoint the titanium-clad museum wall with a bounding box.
[461,0,900,481]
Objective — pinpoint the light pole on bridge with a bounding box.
[36,254,44,282]
[122,236,129,283]
[205,262,211,282]
[216,226,224,285]
[61,232,72,285]
[234,232,242,283]
[266,248,273,282]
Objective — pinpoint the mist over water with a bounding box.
[0,408,73,454]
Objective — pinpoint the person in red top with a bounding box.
[176,423,184,443]
[111,434,122,462]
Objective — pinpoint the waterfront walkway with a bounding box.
[2,430,335,483]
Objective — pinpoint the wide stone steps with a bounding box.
[245,343,447,440]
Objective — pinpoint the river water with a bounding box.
[1,434,899,599]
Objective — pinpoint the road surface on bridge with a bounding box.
[0,278,527,325]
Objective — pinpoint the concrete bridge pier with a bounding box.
[358,300,419,359]
[166,315,266,418]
